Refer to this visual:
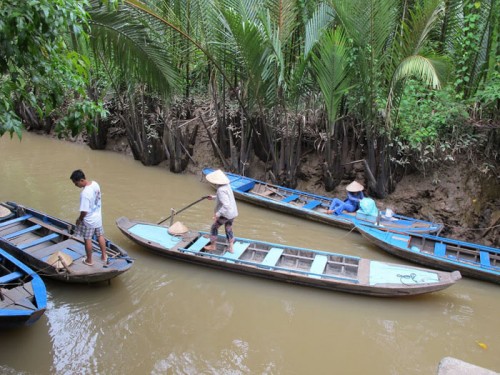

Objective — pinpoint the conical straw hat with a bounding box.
[0,205,11,218]
[206,169,230,185]
[168,221,189,235]
[346,181,364,192]
[47,251,73,269]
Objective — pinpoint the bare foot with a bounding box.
[227,247,234,254]
[326,210,333,214]
[203,246,216,252]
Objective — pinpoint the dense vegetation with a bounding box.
[1,0,498,197]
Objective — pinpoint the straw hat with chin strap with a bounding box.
[47,251,73,269]
[345,181,364,192]
[206,169,230,185]
[168,221,189,235]
[0,205,11,218]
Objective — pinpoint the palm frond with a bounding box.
[88,0,181,97]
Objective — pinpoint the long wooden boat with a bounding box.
[201,168,443,234]
[0,202,133,284]
[116,217,461,297]
[0,246,47,328]
[356,223,500,284]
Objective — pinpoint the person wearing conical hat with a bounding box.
[326,180,364,216]
[204,169,238,253]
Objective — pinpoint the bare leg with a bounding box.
[84,238,93,265]
[98,235,107,262]
[227,239,234,253]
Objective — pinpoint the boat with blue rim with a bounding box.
[0,246,47,328]
[201,168,443,234]
[116,216,461,297]
[0,202,133,284]
[356,223,500,284]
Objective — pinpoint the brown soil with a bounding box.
[76,127,500,247]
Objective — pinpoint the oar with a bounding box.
[157,196,211,225]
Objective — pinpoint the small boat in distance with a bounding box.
[356,223,500,284]
[116,217,461,297]
[201,168,443,234]
[0,246,47,328]
[0,202,133,284]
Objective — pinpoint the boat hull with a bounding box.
[357,224,500,284]
[117,217,460,297]
[0,202,133,284]
[202,168,443,234]
[0,247,47,328]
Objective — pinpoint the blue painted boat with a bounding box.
[356,223,500,284]
[0,246,47,328]
[201,168,443,234]
[116,217,461,297]
[0,202,133,284]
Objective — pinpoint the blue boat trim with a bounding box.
[3,224,42,239]
[0,271,23,284]
[202,168,443,234]
[1,201,133,284]
[356,223,500,283]
[18,233,59,250]
[179,247,360,283]
[0,214,32,228]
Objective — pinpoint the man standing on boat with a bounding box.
[70,169,108,266]
[204,169,238,253]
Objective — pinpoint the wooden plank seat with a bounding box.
[480,251,491,267]
[18,233,59,250]
[260,248,283,268]
[282,195,299,203]
[3,225,42,240]
[30,239,84,259]
[224,241,250,263]
[0,214,32,228]
[187,236,211,253]
[0,271,23,284]
[309,255,328,279]
[434,242,446,257]
[303,200,321,210]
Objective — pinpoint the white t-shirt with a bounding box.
[79,181,103,228]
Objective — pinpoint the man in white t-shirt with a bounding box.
[70,169,108,266]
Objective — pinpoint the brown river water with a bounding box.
[0,133,499,375]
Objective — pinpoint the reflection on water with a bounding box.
[0,133,499,374]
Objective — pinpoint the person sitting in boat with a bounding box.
[326,181,364,215]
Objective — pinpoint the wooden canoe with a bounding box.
[202,168,443,234]
[356,223,500,284]
[116,217,461,297]
[0,246,47,328]
[0,202,133,284]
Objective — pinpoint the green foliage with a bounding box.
[0,0,106,138]
[471,70,500,119]
[393,79,473,172]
